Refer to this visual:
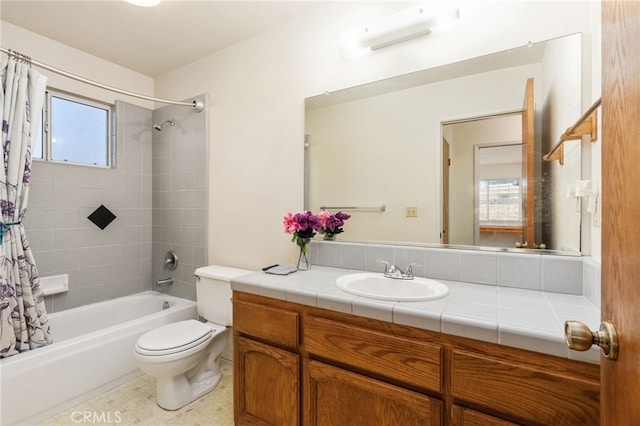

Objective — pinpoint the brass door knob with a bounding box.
[564,320,618,360]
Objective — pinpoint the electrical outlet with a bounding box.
[405,207,418,217]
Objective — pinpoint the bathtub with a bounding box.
[0,291,197,426]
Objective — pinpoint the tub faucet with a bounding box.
[376,260,422,280]
[156,277,174,288]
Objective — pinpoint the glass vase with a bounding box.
[296,238,311,270]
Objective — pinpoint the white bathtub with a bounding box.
[0,291,197,426]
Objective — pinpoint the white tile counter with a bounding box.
[231,266,601,364]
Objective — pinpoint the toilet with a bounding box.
[134,265,250,410]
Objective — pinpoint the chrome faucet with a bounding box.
[376,260,422,280]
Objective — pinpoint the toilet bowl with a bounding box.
[134,319,228,410]
[134,265,251,410]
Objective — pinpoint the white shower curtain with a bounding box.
[0,56,52,357]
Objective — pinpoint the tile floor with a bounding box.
[39,360,234,426]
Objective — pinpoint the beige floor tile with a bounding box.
[40,360,234,426]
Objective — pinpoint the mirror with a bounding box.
[305,33,584,253]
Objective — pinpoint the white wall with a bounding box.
[153,1,600,270]
[588,0,603,261]
[540,34,583,252]
[1,21,154,108]
[3,1,600,271]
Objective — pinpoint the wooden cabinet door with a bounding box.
[451,405,517,426]
[235,336,299,426]
[303,360,442,426]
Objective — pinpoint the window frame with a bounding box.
[478,177,523,226]
[36,89,113,168]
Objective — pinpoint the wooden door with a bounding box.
[234,336,300,425]
[304,360,442,425]
[521,78,535,246]
[451,405,517,426]
[442,139,450,244]
[601,0,640,423]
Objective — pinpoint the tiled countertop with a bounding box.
[232,266,601,364]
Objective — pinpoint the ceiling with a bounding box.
[0,0,326,77]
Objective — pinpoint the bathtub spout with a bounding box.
[157,277,174,288]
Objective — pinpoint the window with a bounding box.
[34,90,112,167]
[478,178,522,225]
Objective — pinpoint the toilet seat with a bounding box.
[136,320,214,357]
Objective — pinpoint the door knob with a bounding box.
[564,320,618,360]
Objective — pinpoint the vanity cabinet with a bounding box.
[233,299,300,425]
[233,292,599,425]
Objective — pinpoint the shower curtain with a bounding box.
[0,56,52,357]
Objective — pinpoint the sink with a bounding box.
[335,273,449,302]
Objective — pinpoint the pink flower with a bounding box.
[282,212,301,234]
[317,210,331,227]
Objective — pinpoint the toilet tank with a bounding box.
[194,265,252,326]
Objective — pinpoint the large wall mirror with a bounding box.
[305,33,585,254]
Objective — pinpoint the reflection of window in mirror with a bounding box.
[475,143,524,247]
[478,178,522,226]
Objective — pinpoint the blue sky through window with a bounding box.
[50,95,109,166]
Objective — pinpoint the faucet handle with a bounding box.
[405,263,423,278]
[376,259,390,273]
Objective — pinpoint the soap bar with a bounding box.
[264,265,297,275]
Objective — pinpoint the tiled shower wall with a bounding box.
[26,101,153,313]
[25,97,209,311]
[151,96,208,300]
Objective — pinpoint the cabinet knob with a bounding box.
[564,320,618,360]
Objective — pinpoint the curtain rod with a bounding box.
[1,47,204,112]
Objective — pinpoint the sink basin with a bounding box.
[335,273,449,302]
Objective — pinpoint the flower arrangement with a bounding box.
[317,210,351,239]
[282,211,321,249]
[282,210,351,269]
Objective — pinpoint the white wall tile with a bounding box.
[542,256,583,294]
[425,248,460,281]
[497,252,542,290]
[459,251,498,285]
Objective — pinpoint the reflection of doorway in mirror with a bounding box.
[443,113,523,247]
[475,144,524,247]
[442,139,450,244]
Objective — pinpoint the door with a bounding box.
[235,337,300,425]
[304,360,442,425]
[442,139,450,244]
[601,1,640,423]
[521,78,535,246]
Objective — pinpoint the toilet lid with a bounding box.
[136,320,213,356]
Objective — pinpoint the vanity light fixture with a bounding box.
[125,0,161,7]
[341,4,459,55]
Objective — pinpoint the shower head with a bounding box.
[153,119,175,131]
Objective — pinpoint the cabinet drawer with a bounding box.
[304,316,442,393]
[233,299,299,350]
[451,350,599,425]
